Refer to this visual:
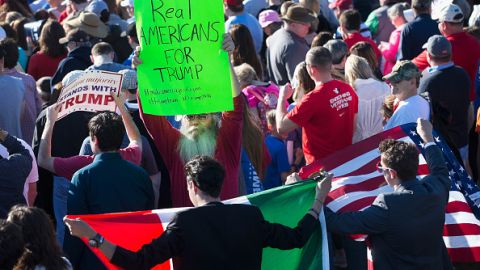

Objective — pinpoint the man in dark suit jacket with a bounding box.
[65,155,332,270]
[325,119,453,270]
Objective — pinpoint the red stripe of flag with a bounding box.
[68,211,171,270]
[446,201,478,214]
[447,247,480,262]
[325,176,385,204]
[444,223,480,236]
[299,126,406,178]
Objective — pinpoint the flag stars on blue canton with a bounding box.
[410,130,417,136]
[449,170,456,177]
[434,137,441,142]
[419,142,425,148]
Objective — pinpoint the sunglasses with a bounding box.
[376,161,394,174]
[184,114,209,121]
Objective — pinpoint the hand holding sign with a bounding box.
[56,70,123,120]
[46,103,62,123]
[132,46,142,69]
[135,0,233,116]
[222,33,235,54]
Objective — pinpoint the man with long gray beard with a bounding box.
[133,34,244,207]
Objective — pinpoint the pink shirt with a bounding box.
[380,26,403,75]
[53,144,141,180]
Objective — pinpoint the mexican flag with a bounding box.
[67,179,329,270]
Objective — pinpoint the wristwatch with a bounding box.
[88,233,105,248]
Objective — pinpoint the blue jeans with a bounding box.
[53,176,70,247]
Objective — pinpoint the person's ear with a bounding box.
[388,169,397,180]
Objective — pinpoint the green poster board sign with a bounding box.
[134,0,233,115]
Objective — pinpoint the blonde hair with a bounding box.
[345,54,374,86]
[234,63,257,88]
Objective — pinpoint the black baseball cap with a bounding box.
[59,29,90,45]
[121,22,137,39]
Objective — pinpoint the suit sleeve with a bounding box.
[422,145,449,198]
[262,211,319,250]
[325,194,389,235]
[110,215,184,270]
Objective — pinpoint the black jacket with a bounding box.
[111,202,319,270]
[51,46,92,86]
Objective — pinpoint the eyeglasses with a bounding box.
[376,161,394,174]
[184,114,209,121]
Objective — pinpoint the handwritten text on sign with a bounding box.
[56,71,123,120]
[135,0,233,115]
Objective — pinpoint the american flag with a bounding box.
[298,123,480,262]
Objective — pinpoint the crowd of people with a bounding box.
[0,0,479,269]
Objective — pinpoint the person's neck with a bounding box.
[414,11,429,18]
[396,89,416,101]
[314,73,333,86]
[332,64,344,70]
[429,60,452,68]
[93,55,114,66]
[126,94,136,102]
[344,30,358,35]
[285,24,304,38]
[195,195,220,207]
[445,28,463,36]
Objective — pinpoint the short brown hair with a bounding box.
[339,9,361,31]
[306,46,332,71]
[91,42,114,56]
[379,139,419,180]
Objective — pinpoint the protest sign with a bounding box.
[135,0,233,116]
[56,70,123,120]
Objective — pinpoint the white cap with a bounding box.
[62,70,84,87]
[438,3,464,23]
[120,0,134,7]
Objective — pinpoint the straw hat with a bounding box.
[64,12,109,38]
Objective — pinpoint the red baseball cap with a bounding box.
[225,0,243,6]
[329,0,352,10]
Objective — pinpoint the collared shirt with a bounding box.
[427,62,454,73]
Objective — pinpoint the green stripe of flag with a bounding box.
[247,180,326,270]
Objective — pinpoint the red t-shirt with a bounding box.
[287,80,358,164]
[412,32,480,101]
[27,51,66,81]
[140,96,244,207]
[343,32,382,60]
[53,144,141,180]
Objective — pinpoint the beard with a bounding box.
[178,124,218,163]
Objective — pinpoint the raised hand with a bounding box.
[416,118,434,143]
